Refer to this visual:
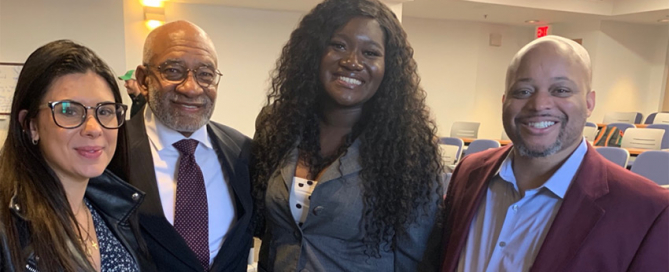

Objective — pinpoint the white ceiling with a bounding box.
[168,0,669,26]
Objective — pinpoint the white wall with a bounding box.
[552,21,669,123]
[164,2,302,136]
[0,0,127,143]
[404,17,533,139]
[1,0,667,140]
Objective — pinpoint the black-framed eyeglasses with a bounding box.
[42,101,127,129]
[148,61,222,89]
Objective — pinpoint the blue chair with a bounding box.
[646,124,669,149]
[631,151,669,186]
[596,147,630,168]
[440,137,464,165]
[607,122,636,132]
[585,121,597,128]
[645,112,658,124]
[652,113,669,124]
[464,139,500,157]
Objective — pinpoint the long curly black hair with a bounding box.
[252,0,442,257]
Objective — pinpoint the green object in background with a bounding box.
[118,69,135,80]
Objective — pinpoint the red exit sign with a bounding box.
[536,25,550,38]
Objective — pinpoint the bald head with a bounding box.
[142,20,218,66]
[502,35,596,160]
[506,35,592,92]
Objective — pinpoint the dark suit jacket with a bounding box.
[111,109,254,272]
[440,144,669,272]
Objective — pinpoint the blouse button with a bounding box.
[313,206,324,216]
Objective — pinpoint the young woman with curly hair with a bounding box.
[252,0,444,270]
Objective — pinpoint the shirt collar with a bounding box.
[143,106,212,152]
[497,138,588,199]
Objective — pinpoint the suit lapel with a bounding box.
[280,146,299,190]
[531,144,609,271]
[279,139,363,188]
[443,147,510,271]
[207,123,254,270]
[126,114,164,217]
[318,139,362,183]
[126,113,203,271]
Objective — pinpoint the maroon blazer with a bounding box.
[440,144,669,272]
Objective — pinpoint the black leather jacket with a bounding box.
[0,170,156,271]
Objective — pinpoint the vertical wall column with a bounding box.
[381,0,413,23]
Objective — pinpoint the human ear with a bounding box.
[18,110,39,143]
[585,90,595,117]
[135,65,150,97]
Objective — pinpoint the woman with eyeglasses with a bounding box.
[0,40,155,271]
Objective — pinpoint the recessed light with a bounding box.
[525,20,540,24]
[659,18,669,23]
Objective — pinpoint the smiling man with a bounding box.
[110,20,253,272]
[440,35,668,272]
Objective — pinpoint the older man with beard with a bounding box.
[439,35,668,272]
[110,20,253,272]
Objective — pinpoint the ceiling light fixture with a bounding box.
[658,18,669,23]
[525,20,540,24]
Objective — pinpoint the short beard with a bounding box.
[513,119,566,158]
[147,86,214,133]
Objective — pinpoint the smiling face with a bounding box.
[29,71,118,183]
[319,16,385,109]
[138,21,218,135]
[503,41,595,158]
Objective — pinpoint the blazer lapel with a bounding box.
[277,139,363,187]
[206,123,254,270]
[317,139,363,183]
[531,144,609,271]
[207,124,246,217]
[443,147,510,272]
[126,113,203,271]
[126,115,164,217]
[280,146,299,190]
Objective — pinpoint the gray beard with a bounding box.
[148,88,214,133]
[514,121,566,158]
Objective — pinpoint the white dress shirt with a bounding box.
[457,139,588,272]
[144,107,236,265]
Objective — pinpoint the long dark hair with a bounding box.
[0,40,128,270]
[253,0,442,257]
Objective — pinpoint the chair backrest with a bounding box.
[603,112,640,124]
[595,147,630,168]
[620,128,665,150]
[607,122,636,132]
[646,124,669,149]
[653,112,669,124]
[583,126,598,142]
[464,139,500,157]
[585,121,597,128]
[450,122,480,139]
[630,151,669,186]
[645,112,658,124]
[439,137,464,165]
[501,131,510,141]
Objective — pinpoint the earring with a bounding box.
[31,138,38,145]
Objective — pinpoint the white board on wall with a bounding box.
[0,63,22,114]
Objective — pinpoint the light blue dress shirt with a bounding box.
[457,139,588,272]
